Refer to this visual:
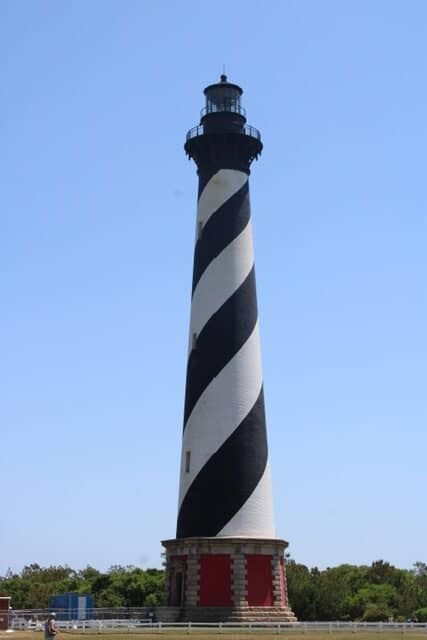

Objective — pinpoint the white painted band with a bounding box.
[217,464,275,538]
[196,169,248,230]
[188,222,255,353]
[179,322,263,507]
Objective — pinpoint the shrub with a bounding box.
[413,608,427,622]
[362,603,393,621]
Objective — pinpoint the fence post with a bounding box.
[219,621,222,634]
[249,622,252,633]
[329,623,332,634]
[277,622,281,634]
[158,621,162,633]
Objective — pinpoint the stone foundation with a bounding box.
[161,537,296,622]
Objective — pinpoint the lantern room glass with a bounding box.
[204,85,243,115]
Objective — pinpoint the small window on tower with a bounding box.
[198,220,203,239]
[185,451,191,473]
[192,332,198,350]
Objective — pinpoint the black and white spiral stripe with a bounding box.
[177,168,274,539]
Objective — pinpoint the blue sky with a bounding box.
[1,0,426,575]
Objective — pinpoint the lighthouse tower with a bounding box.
[162,76,296,623]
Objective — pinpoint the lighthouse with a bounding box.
[162,76,296,623]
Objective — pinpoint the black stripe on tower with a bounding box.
[197,168,215,198]
[177,388,268,538]
[184,267,257,427]
[192,182,249,294]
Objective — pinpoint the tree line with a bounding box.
[0,564,164,609]
[1,559,426,621]
[286,559,427,621]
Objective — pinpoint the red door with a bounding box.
[246,554,273,606]
[199,554,232,606]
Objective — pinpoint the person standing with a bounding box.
[45,613,57,640]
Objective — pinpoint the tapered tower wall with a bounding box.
[177,167,274,539]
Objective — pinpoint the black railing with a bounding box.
[186,123,261,142]
[244,124,262,140]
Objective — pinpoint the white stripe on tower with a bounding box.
[179,322,263,506]
[188,222,254,354]
[196,169,248,227]
[177,168,275,539]
[218,465,274,537]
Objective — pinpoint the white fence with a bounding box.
[10,619,427,633]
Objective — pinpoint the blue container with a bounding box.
[48,593,93,620]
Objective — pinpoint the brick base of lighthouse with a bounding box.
[160,537,296,623]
